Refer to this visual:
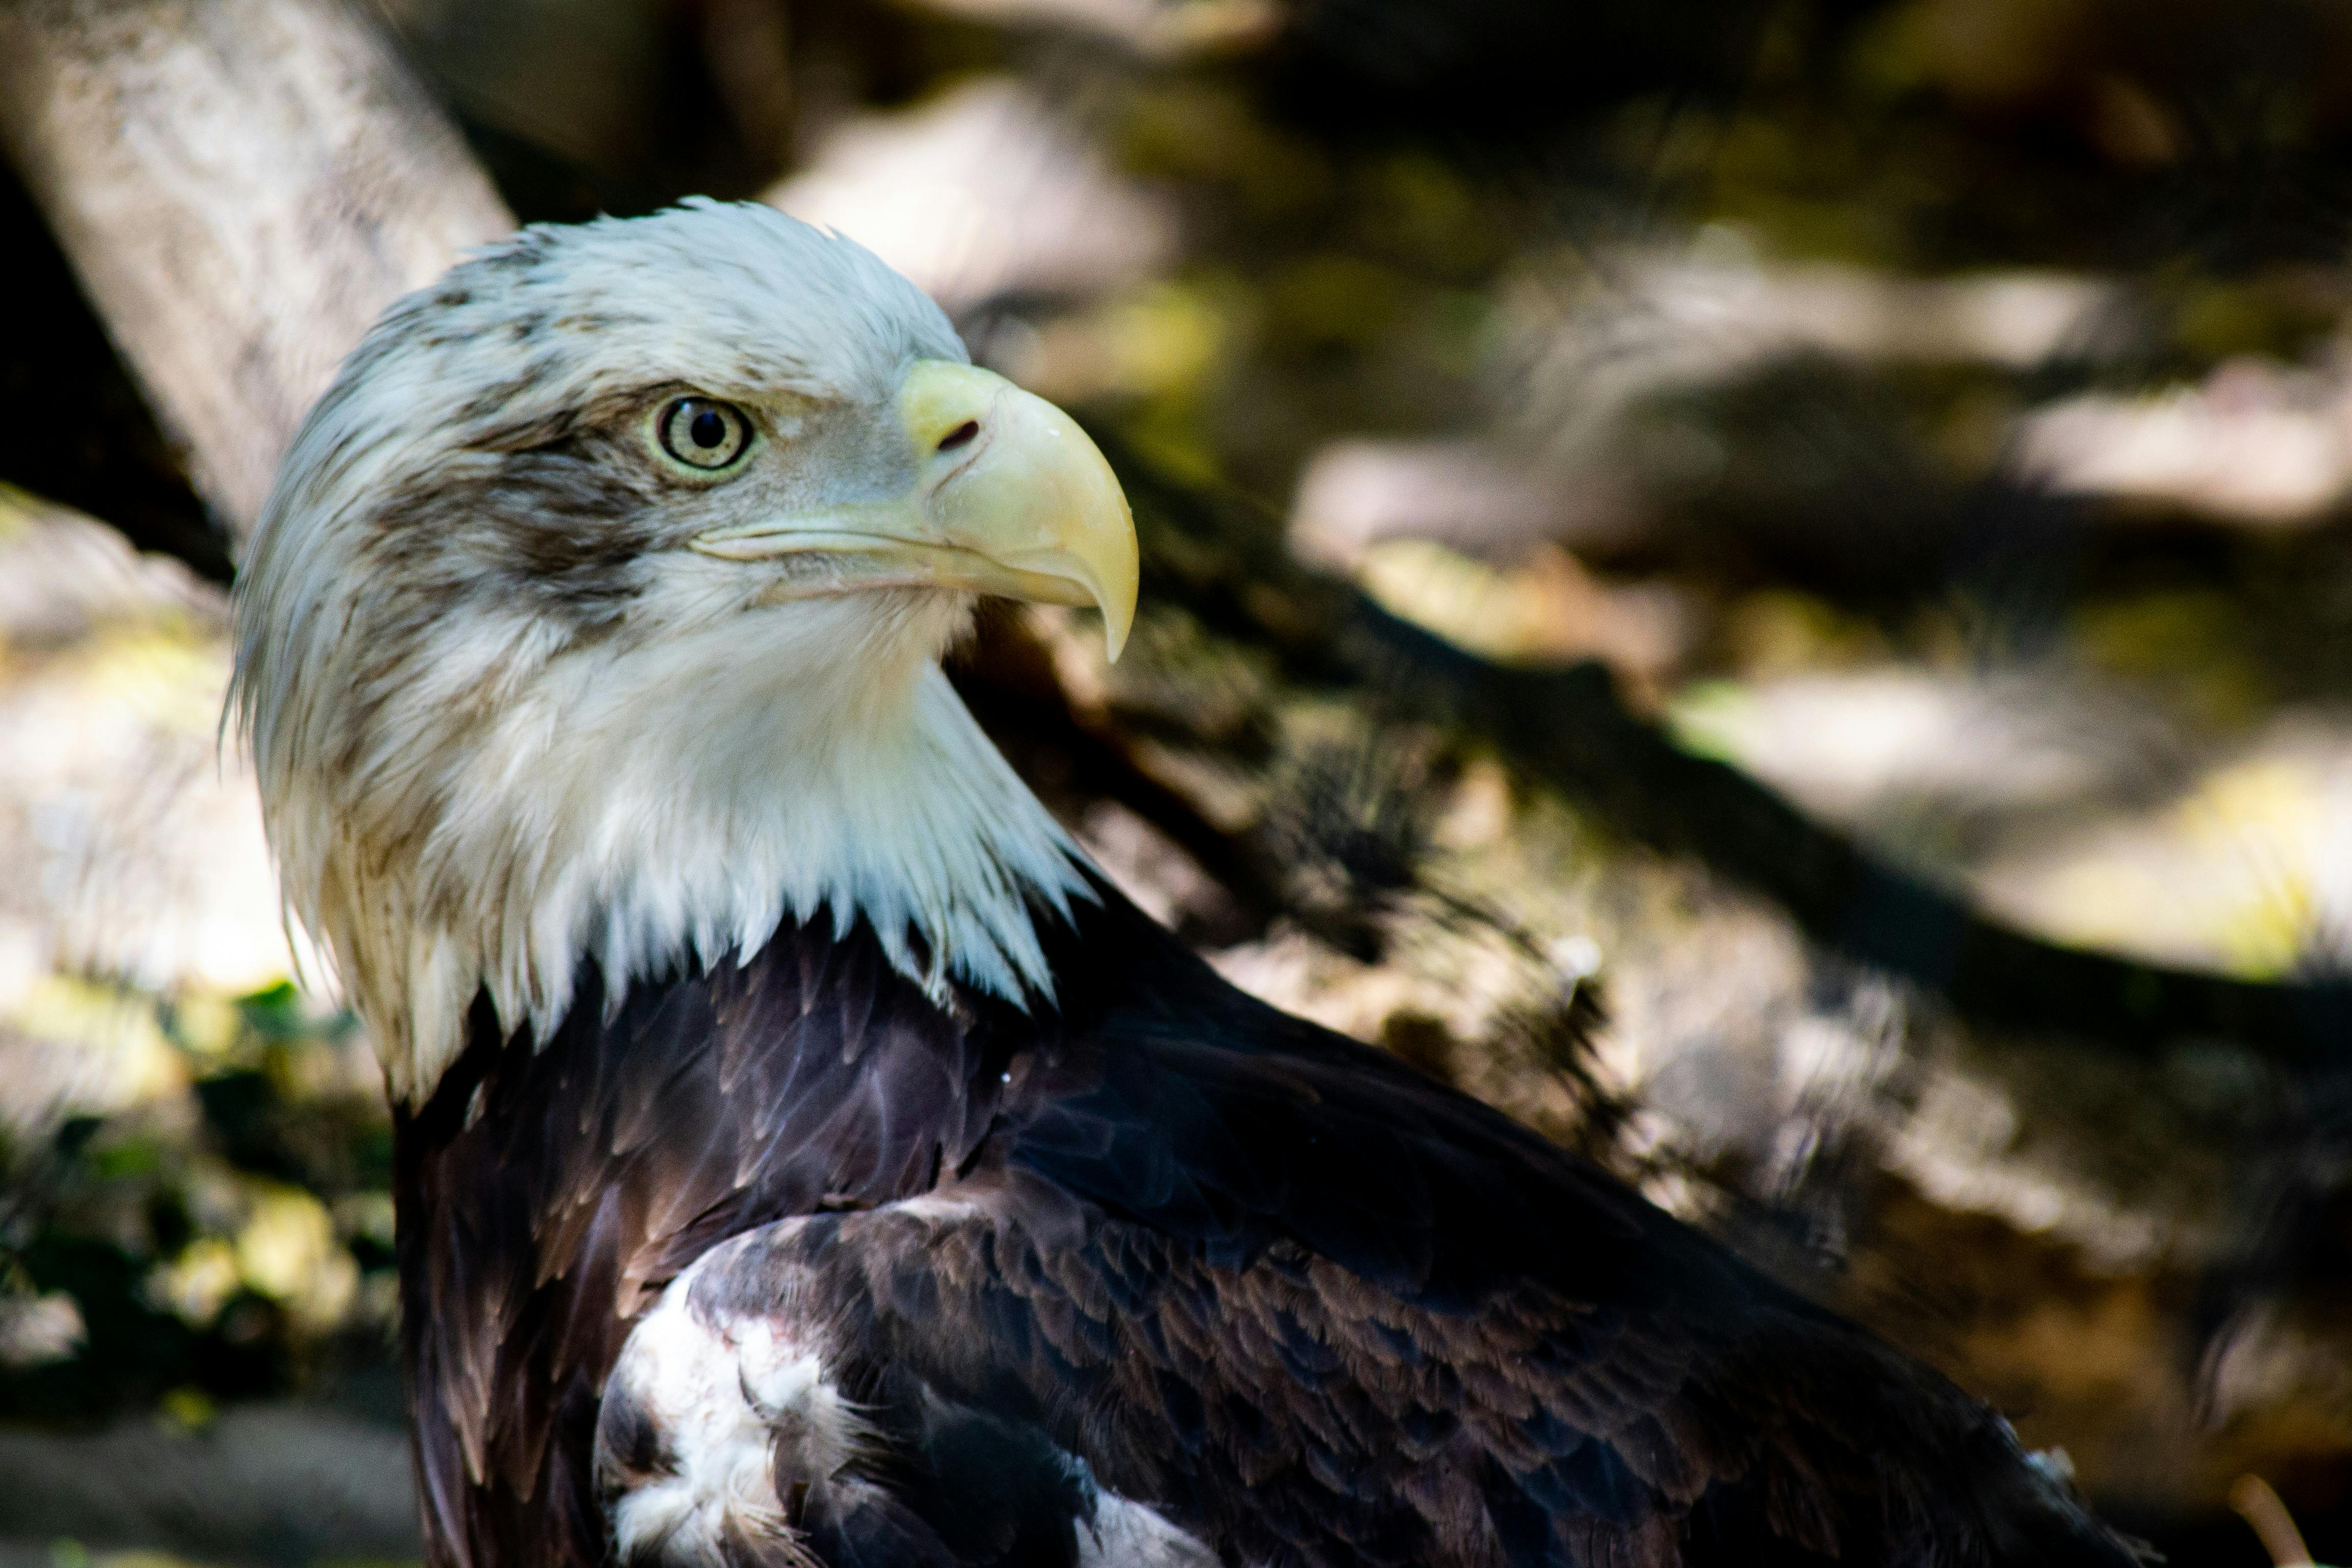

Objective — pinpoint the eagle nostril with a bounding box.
[937,421,979,453]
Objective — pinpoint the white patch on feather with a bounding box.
[606,1202,1224,1568]
[610,1232,1219,1568]
[1079,1494,1220,1567]
[606,1263,872,1567]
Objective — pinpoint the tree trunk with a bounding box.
[0,0,513,538]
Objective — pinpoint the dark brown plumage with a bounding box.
[403,877,2138,1568]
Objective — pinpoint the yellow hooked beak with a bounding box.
[690,360,1138,660]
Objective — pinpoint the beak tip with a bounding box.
[902,360,1142,662]
[1097,543,1137,664]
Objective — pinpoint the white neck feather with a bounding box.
[259,593,1090,1106]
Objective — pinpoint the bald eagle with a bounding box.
[232,201,2137,1568]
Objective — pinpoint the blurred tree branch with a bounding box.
[1105,434,2352,1064]
[0,0,512,536]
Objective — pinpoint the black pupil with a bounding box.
[689,408,727,450]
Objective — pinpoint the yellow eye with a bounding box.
[656,398,752,470]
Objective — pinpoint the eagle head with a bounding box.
[231,200,1137,1103]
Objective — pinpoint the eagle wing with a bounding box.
[591,894,2137,1568]
[398,933,1008,1567]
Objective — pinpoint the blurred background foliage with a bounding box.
[3,0,2352,1562]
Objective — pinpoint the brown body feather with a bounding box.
[399,877,2137,1568]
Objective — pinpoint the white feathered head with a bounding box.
[233,201,1135,1102]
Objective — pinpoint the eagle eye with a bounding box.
[656,398,752,471]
